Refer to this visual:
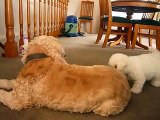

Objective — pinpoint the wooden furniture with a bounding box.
[78,0,94,33]
[2,0,69,58]
[95,0,132,48]
[111,0,160,50]
[131,16,160,50]
[4,0,18,57]
[138,12,159,47]
[112,0,160,19]
[133,0,160,48]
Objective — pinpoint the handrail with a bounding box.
[3,0,69,58]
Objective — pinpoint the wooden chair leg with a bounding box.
[139,29,142,43]
[78,21,81,32]
[95,27,103,44]
[131,25,139,49]
[90,21,92,33]
[126,27,132,49]
[156,30,160,50]
[149,30,153,47]
[102,28,111,48]
[149,37,152,47]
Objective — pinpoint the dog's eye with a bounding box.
[115,65,117,68]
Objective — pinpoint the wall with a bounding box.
[0,0,6,39]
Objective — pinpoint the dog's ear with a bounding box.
[117,61,127,71]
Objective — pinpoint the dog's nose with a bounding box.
[64,54,66,57]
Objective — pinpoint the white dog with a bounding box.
[108,52,160,94]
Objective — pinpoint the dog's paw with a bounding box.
[131,87,142,94]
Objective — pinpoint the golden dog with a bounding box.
[0,36,131,116]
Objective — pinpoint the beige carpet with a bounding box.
[58,34,151,65]
[0,34,160,120]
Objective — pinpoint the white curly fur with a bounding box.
[108,52,160,94]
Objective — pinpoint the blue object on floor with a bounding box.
[64,15,79,37]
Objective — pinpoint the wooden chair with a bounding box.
[138,10,159,47]
[139,13,156,47]
[95,0,132,48]
[78,0,94,33]
[131,0,160,50]
[131,19,160,50]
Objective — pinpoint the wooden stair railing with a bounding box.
[2,0,69,58]
[34,0,38,37]
[19,0,24,47]
[27,0,31,41]
[3,0,18,57]
[47,0,51,35]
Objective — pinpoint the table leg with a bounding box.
[108,35,124,46]
[106,27,123,46]
[108,35,122,42]
[126,9,133,19]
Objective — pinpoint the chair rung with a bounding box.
[111,30,128,35]
[138,33,156,38]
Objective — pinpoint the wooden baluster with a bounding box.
[57,0,59,36]
[61,0,64,29]
[39,0,43,35]
[63,0,65,27]
[4,0,18,57]
[53,0,57,36]
[34,0,37,37]
[27,0,31,41]
[51,0,54,36]
[47,0,51,35]
[65,0,69,21]
[43,0,47,35]
[63,0,66,28]
[60,0,62,31]
[62,0,65,27]
[19,0,24,47]
[59,0,62,30]
[61,0,64,28]
[51,0,68,37]
[64,0,66,18]
[64,0,68,26]
[58,0,61,35]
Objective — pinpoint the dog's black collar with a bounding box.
[26,53,48,63]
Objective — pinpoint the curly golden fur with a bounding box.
[0,36,131,116]
[21,35,66,64]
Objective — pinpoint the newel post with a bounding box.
[4,0,18,57]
